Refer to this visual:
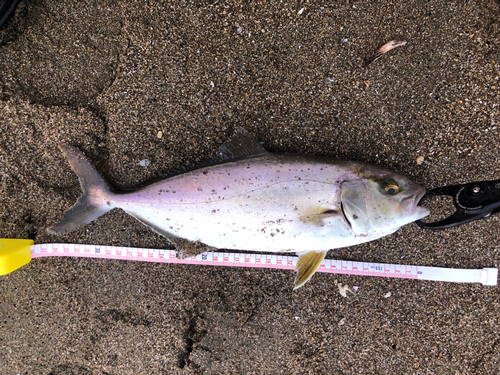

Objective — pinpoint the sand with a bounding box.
[1,0,500,373]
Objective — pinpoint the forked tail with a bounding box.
[48,143,114,234]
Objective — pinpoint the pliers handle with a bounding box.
[416,179,500,229]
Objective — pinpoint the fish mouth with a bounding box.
[403,188,430,218]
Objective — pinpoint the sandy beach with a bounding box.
[1,0,500,373]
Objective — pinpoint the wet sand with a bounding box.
[1,0,500,373]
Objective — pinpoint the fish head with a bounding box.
[340,168,429,237]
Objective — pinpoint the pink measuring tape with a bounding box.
[27,243,497,286]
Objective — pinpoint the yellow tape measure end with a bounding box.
[0,239,33,276]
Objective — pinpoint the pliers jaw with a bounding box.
[416,179,500,229]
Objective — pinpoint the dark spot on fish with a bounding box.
[107,201,111,206]
[353,214,359,220]
[203,171,208,175]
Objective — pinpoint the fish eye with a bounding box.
[383,183,399,195]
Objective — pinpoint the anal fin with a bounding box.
[128,214,181,240]
[294,251,327,289]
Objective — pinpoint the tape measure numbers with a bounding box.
[18,243,496,286]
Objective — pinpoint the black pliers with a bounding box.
[416,179,500,229]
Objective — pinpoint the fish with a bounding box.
[49,128,430,288]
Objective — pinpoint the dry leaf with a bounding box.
[366,40,407,66]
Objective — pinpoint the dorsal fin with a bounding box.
[176,127,268,173]
[216,127,268,162]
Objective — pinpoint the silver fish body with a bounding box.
[111,154,424,252]
[50,130,429,288]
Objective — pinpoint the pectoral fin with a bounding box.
[299,212,338,226]
[294,251,327,289]
[299,205,340,226]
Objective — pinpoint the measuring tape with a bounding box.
[0,239,497,285]
[0,242,484,285]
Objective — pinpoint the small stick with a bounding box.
[366,40,407,66]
